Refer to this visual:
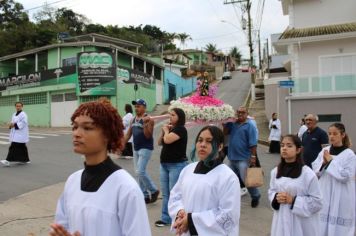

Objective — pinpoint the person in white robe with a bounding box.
[312,123,356,236]
[269,134,323,236]
[268,113,282,154]
[168,125,240,236]
[120,104,134,159]
[1,102,30,166]
[50,99,151,236]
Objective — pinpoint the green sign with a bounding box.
[77,52,117,96]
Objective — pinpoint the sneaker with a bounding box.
[155,220,170,227]
[240,187,248,196]
[251,198,260,208]
[124,156,133,159]
[0,160,10,167]
[144,197,151,204]
[150,190,160,203]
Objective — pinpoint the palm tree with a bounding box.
[205,43,218,53]
[229,46,242,65]
[177,33,191,49]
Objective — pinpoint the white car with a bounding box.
[222,71,232,80]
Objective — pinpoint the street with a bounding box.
[0,71,279,236]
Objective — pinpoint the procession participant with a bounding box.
[155,108,188,227]
[50,99,151,236]
[269,134,322,236]
[268,113,282,154]
[302,114,328,167]
[121,104,134,159]
[223,106,260,208]
[312,123,356,236]
[169,126,240,236]
[297,117,307,140]
[124,98,159,203]
[1,102,30,166]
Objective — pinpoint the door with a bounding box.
[168,83,176,102]
[51,93,78,127]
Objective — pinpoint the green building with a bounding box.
[0,34,164,127]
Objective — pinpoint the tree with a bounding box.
[229,46,242,65]
[0,0,29,30]
[55,8,89,35]
[176,33,191,49]
[205,43,218,53]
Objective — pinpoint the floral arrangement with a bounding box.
[168,71,235,122]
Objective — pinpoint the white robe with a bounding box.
[168,162,240,236]
[122,112,133,143]
[312,146,356,236]
[268,166,323,236]
[269,119,281,142]
[55,169,151,236]
[9,111,29,143]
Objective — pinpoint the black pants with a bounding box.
[6,142,30,162]
[269,141,280,153]
[122,142,133,156]
[224,146,246,188]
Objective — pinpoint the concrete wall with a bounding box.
[298,38,356,76]
[293,0,356,28]
[163,69,197,103]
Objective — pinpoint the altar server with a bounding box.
[169,125,240,236]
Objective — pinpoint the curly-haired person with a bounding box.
[49,99,151,236]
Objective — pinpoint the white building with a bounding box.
[264,0,356,151]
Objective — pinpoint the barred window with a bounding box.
[0,96,17,106]
[52,94,64,103]
[19,93,47,105]
[80,96,109,103]
[65,93,77,101]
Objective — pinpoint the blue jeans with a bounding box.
[160,161,188,224]
[133,149,158,198]
[229,159,261,200]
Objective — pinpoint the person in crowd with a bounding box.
[125,99,159,204]
[169,125,240,236]
[50,99,151,236]
[1,102,30,167]
[301,114,328,167]
[268,134,323,236]
[155,108,188,227]
[223,106,260,208]
[121,104,134,159]
[312,123,356,236]
[297,117,307,140]
[268,113,281,154]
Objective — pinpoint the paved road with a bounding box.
[0,71,279,235]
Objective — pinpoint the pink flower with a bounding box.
[181,94,224,107]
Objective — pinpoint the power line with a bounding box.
[192,31,241,41]
[24,0,69,12]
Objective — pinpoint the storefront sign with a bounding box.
[77,52,117,96]
[117,66,155,86]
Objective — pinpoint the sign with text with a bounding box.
[77,52,117,96]
[117,66,155,86]
[278,80,294,88]
[0,66,76,91]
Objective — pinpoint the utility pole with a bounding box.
[258,31,262,70]
[224,0,254,81]
[266,38,270,73]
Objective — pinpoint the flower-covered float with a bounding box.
[169,72,235,122]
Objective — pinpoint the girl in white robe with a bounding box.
[312,123,356,236]
[50,99,151,236]
[269,134,323,236]
[168,125,240,236]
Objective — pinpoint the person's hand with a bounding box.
[173,210,188,236]
[323,150,333,164]
[276,192,294,204]
[49,224,81,236]
[250,156,257,166]
[162,123,170,133]
[142,115,151,124]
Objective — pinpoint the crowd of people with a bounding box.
[1,99,355,235]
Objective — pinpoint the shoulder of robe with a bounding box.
[64,169,84,187]
[301,166,318,181]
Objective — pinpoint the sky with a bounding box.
[18,0,289,60]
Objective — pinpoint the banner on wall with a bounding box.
[117,66,155,86]
[0,66,76,91]
[77,51,117,96]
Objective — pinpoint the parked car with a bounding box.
[222,71,232,80]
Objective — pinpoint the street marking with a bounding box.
[0,141,9,145]
[27,132,59,137]
[0,134,44,139]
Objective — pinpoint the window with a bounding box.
[0,96,17,106]
[318,114,341,122]
[51,94,64,102]
[320,54,356,75]
[62,57,77,67]
[80,96,109,103]
[19,93,47,105]
[65,93,77,101]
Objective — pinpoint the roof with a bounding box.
[0,41,163,68]
[63,33,143,48]
[279,22,356,39]
[149,51,193,60]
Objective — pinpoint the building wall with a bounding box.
[117,52,132,68]
[164,69,197,103]
[293,0,356,28]
[297,38,356,76]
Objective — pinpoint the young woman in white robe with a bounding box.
[168,126,240,236]
[312,123,356,236]
[268,134,323,236]
[49,99,151,236]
